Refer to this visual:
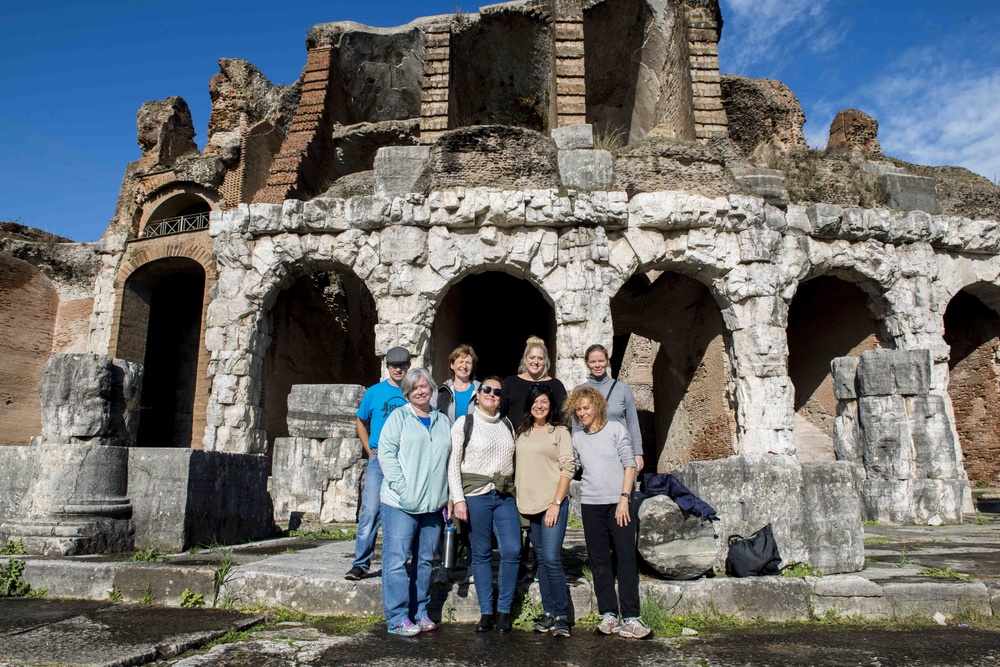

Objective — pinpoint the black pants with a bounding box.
[581,503,640,618]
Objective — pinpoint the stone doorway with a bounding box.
[117,257,206,448]
[431,271,556,383]
[944,287,1000,485]
[260,271,379,457]
[787,275,882,461]
[610,271,735,472]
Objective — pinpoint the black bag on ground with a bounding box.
[725,524,781,577]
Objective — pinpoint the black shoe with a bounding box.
[532,613,555,633]
[475,614,494,632]
[495,612,511,633]
[551,616,571,638]
[344,566,366,581]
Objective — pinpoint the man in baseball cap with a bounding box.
[346,346,412,580]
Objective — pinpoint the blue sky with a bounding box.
[2,1,998,241]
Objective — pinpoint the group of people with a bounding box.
[347,337,651,640]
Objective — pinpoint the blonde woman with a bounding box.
[500,335,567,426]
[564,386,650,639]
[514,384,574,637]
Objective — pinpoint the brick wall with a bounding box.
[52,298,94,354]
[945,290,1000,483]
[0,256,57,446]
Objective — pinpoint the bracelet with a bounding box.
[620,493,630,499]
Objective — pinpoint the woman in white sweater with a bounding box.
[448,376,518,633]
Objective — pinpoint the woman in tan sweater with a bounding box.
[514,384,575,637]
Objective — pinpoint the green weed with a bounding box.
[180,588,206,608]
[0,540,25,556]
[211,545,236,607]
[138,583,155,605]
[288,527,357,541]
[862,520,880,527]
[863,536,894,546]
[107,587,124,602]
[511,592,544,631]
[567,516,584,530]
[781,562,823,578]
[918,567,971,581]
[129,547,165,563]
[0,558,31,597]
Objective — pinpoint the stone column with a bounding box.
[1,354,141,555]
[833,349,966,524]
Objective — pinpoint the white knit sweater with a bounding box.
[448,407,515,503]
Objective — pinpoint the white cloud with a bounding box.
[862,47,1000,181]
[719,0,845,73]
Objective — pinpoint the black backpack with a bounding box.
[460,412,515,462]
[725,524,781,577]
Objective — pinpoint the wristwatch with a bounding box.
[620,493,630,499]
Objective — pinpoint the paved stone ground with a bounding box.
[6,519,1000,666]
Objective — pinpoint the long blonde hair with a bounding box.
[517,335,551,377]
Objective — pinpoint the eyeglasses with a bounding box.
[479,386,503,397]
[387,363,411,370]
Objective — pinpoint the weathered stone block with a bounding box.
[833,401,862,462]
[862,479,912,524]
[799,462,864,574]
[636,495,717,579]
[858,395,913,479]
[128,448,273,551]
[729,166,789,207]
[286,384,367,439]
[39,354,143,446]
[374,146,430,198]
[880,173,940,214]
[0,446,38,525]
[557,149,612,190]
[908,394,960,480]
[738,228,781,262]
[551,124,593,150]
[855,349,930,397]
[270,436,366,525]
[831,356,859,400]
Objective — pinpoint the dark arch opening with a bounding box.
[120,257,206,447]
[611,271,734,472]
[431,271,556,384]
[260,270,379,456]
[787,275,882,461]
[944,288,1000,484]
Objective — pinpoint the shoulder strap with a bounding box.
[603,379,618,401]
[461,413,475,462]
[502,417,515,438]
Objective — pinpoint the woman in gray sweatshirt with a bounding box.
[574,343,644,473]
[565,386,650,639]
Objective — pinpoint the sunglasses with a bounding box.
[479,386,503,397]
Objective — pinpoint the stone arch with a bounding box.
[610,268,736,472]
[137,183,220,237]
[115,256,208,447]
[787,270,888,461]
[431,266,557,382]
[449,10,552,131]
[0,255,58,446]
[943,282,1000,484]
[257,259,380,456]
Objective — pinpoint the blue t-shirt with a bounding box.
[454,386,475,420]
[356,380,406,449]
[418,415,432,431]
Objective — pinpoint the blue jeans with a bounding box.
[352,455,383,570]
[380,504,443,627]
[466,491,521,614]
[526,499,569,618]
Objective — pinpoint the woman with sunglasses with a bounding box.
[448,377,519,632]
[500,336,567,427]
[514,384,574,637]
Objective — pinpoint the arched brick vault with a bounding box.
[109,236,217,448]
[135,183,220,237]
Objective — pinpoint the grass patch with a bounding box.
[862,520,880,527]
[211,545,236,608]
[107,587,124,602]
[918,567,971,581]
[1,540,25,556]
[180,588,206,608]
[970,515,990,525]
[863,536,894,546]
[203,625,264,649]
[567,516,584,530]
[781,562,822,578]
[129,547,165,563]
[288,527,357,541]
[138,583,156,605]
[310,615,382,635]
[593,125,627,156]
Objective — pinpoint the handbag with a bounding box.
[725,523,781,577]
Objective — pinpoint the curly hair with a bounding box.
[563,386,607,431]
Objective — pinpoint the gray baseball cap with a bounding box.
[385,347,412,365]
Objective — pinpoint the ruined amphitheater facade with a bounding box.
[3,0,1000,559]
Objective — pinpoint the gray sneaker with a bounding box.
[532,613,554,633]
[618,616,651,639]
[594,612,620,635]
[551,616,571,638]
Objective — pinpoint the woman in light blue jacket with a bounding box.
[378,367,453,637]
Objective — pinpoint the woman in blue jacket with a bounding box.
[378,367,453,636]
